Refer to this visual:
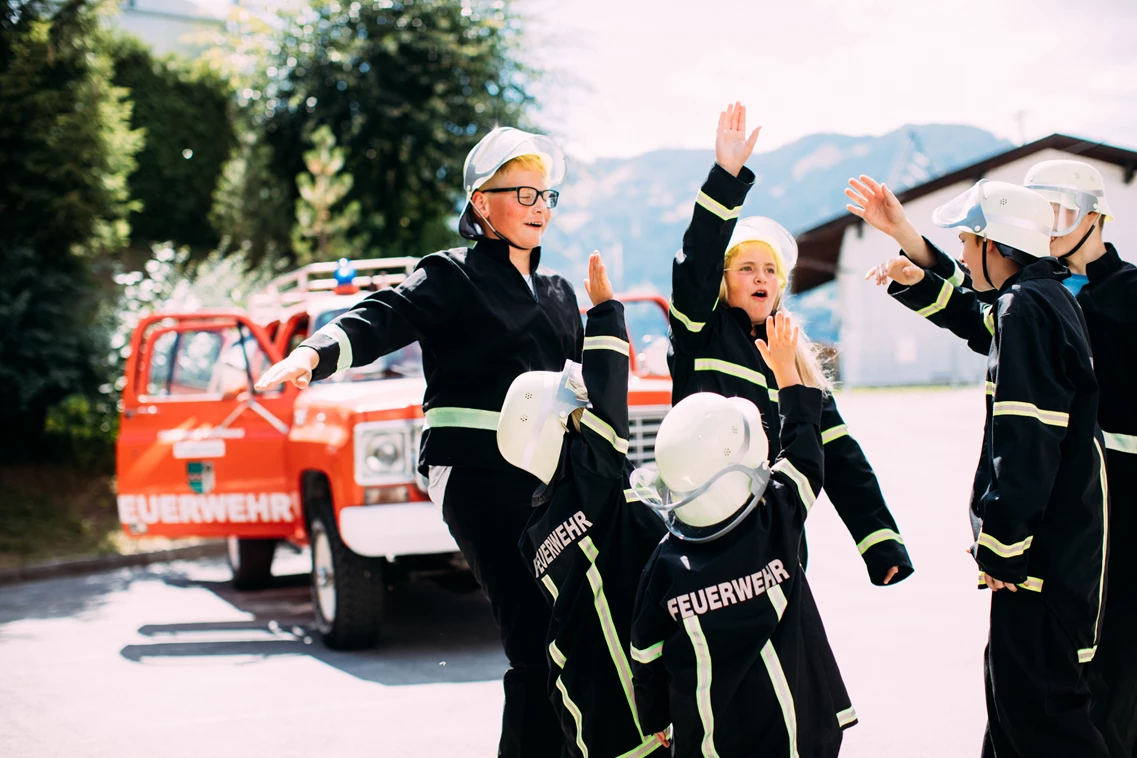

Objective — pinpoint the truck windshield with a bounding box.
[310,309,424,382]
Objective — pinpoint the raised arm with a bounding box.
[670,103,758,347]
[846,175,936,267]
[573,253,632,482]
[757,313,825,524]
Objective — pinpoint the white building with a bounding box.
[112,0,228,56]
[794,134,1137,387]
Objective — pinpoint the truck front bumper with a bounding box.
[337,501,459,560]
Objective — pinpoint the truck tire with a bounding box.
[308,495,385,650]
[227,537,277,590]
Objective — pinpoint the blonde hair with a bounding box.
[486,154,550,186]
[720,241,833,395]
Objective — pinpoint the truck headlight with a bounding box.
[353,422,413,485]
[364,433,404,474]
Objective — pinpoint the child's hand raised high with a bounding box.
[583,251,615,306]
[714,101,761,178]
[755,311,801,389]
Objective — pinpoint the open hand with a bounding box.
[984,573,1018,593]
[254,347,319,390]
[715,102,761,177]
[845,175,911,236]
[754,311,800,387]
[864,256,925,287]
[582,251,614,306]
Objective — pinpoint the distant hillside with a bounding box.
[540,124,1011,343]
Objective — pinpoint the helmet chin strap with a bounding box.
[1057,217,1099,260]
[472,205,534,252]
[980,238,996,290]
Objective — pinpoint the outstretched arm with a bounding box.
[670,103,759,347]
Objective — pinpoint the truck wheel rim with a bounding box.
[312,524,336,623]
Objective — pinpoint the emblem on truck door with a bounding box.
[187,461,215,494]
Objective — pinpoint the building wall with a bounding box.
[836,148,1137,387]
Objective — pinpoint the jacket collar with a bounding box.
[1000,256,1068,292]
[473,236,542,274]
[726,305,771,339]
[1085,243,1123,282]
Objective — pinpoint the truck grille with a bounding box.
[627,405,670,467]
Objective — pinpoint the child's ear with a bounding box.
[570,407,585,432]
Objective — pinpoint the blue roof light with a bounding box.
[333,258,355,286]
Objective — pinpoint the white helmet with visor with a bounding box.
[459,127,567,240]
[1023,159,1114,238]
[932,180,1054,261]
[630,393,770,542]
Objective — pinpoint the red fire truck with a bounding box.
[115,258,672,648]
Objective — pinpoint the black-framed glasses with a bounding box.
[479,186,559,209]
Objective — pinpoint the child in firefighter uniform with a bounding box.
[671,102,913,588]
[256,127,582,757]
[630,312,857,758]
[498,252,668,758]
[848,177,1111,757]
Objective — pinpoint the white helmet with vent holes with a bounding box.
[631,393,770,541]
[497,361,588,484]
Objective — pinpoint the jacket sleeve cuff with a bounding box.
[776,385,823,427]
[299,331,345,382]
[584,299,628,341]
[701,163,755,212]
[899,238,965,286]
[860,538,915,586]
[887,268,947,311]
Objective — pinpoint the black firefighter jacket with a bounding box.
[914,242,1136,613]
[301,237,584,474]
[668,163,913,586]
[631,385,857,758]
[889,249,1109,662]
[517,299,668,758]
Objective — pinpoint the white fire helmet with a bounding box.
[1023,159,1114,238]
[459,127,567,240]
[497,361,588,484]
[931,180,1054,260]
[630,393,770,542]
[726,216,799,289]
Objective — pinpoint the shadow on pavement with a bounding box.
[117,563,509,687]
[0,570,136,632]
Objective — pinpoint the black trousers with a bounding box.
[440,466,567,758]
[980,589,1108,758]
[1088,609,1137,757]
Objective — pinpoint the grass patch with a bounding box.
[0,465,120,569]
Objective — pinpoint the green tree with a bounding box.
[292,125,366,263]
[109,33,236,255]
[0,0,142,459]
[207,0,536,260]
[0,0,141,258]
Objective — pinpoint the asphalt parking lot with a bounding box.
[0,388,994,757]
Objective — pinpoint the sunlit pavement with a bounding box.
[0,388,992,758]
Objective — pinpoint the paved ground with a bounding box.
[0,388,994,757]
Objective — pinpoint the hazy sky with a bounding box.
[518,0,1137,160]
